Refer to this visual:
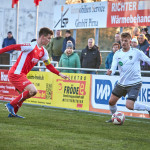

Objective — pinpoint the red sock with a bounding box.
[14,101,23,114]
[10,91,30,108]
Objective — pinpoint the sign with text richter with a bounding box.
[107,0,150,27]
[53,1,108,29]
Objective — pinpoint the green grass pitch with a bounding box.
[0,102,150,150]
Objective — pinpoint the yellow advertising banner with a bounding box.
[26,71,90,111]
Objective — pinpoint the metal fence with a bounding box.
[0,61,150,76]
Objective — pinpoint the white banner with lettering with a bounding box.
[53,1,108,30]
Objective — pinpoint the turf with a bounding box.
[0,102,150,150]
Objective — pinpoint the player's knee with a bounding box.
[29,89,37,97]
[109,100,115,106]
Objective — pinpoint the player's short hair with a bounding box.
[112,42,120,49]
[121,32,131,39]
[39,27,53,37]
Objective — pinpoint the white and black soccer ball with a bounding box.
[112,112,125,125]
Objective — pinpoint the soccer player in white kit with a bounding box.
[106,32,150,122]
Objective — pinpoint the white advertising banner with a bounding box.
[53,1,108,30]
[90,75,150,118]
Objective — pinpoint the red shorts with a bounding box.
[8,73,32,92]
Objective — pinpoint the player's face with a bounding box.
[121,37,131,51]
[42,34,52,46]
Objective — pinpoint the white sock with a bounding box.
[134,102,150,111]
[109,105,117,114]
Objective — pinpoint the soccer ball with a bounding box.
[111,112,125,125]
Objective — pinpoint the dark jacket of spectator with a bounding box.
[62,36,75,53]
[137,39,149,52]
[141,45,150,71]
[2,36,16,53]
[145,33,150,42]
[80,45,100,69]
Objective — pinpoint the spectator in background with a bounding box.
[115,33,121,48]
[80,38,100,74]
[141,27,150,42]
[59,41,80,73]
[62,30,75,53]
[45,30,64,62]
[133,27,140,39]
[131,38,138,48]
[2,31,16,53]
[137,34,150,74]
[138,34,149,53]
[105,43,120,69]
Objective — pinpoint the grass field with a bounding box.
[0,102,150,150]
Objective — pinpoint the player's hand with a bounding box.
[59,73,70,80]
[106,69,112,75]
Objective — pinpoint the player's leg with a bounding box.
[11,84,37,113]
[106,84,126,122]
[126,83,150,115]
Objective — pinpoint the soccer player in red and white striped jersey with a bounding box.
[1,27,70,118]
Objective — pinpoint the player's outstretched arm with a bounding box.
[0,44,22,54]
[44,60,70,80]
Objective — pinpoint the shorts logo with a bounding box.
[95,79,112,105]
[23,81,30,85]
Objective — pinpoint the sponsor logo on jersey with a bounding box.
[119,61,123,66]
[129,56,133,60]
[39,51,43,57]
[31,58,39,63]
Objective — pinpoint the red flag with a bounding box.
[12,0,19,8]
[34,0,43,6]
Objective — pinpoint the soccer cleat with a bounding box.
[8,114,14,117]
[8,113,24,118]
[5,103,16,116]
[15,114,25,119]
[105,119,113,123]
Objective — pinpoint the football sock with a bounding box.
[134,102,150,111]
[10,91,30,108]
[109,105,117,114]
[14,101,23,114]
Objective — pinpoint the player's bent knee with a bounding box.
[109,100,116,106]
[29,89,37,97]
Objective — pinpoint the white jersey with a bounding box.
[110,47,150,86]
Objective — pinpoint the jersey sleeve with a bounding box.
[139,50,150,65]
[41,47,50,61]
[110,52,118,75]
[20,43,34,52]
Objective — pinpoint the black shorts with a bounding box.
[112,83,142,101]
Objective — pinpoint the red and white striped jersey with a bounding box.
[9,41,49,75]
